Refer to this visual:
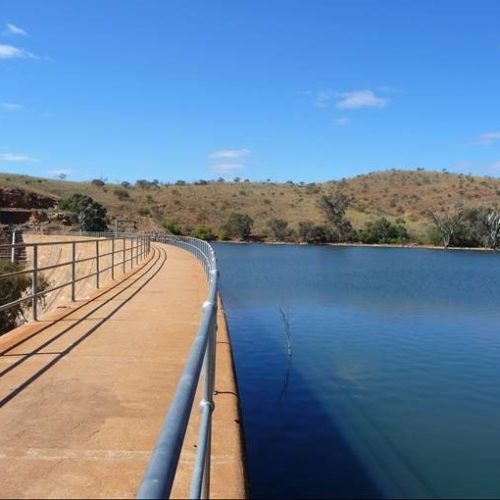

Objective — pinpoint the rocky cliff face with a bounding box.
[0,188,57,210]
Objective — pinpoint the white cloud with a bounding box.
[0,43,36,59]
[211,163,245,174]
[4,23,28,37]
[308,88,389,110]
[479,131,500,145]
[336,90,388,109]
[208,148,250,160]
[1,102,23,112]
[334,116,350,126]
[313,90,334,108]
[209,148,250,175]
[0,153,39,162]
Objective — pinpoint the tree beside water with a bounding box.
[430,206,500,249]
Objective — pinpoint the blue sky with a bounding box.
[1,0,500,183]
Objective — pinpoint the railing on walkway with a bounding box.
[1,230,218,498]
[137,235,218,500]
[0,234,151,321]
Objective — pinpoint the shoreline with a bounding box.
[214,240,498,253]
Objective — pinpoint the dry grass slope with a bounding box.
[2,169,500,240]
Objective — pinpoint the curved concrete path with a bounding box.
[0,243,246,499]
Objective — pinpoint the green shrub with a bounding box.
[358,217,409,244]
[0,261,31,334]
[58,194,108,232]
[162,220,182,235]
[113,188,130,200]
[221,213,253,240]
[267,218,290,241]
[219,228,229,241]
[191,225,215,241]
[0,262,49,335]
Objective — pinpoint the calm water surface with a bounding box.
[214,244,500,499]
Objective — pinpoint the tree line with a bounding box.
[161,191,500,250]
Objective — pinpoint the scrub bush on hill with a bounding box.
[58,194,108,232]
[221,213,254,240]
[298,221,332,243]
[358,217,410,244]
[267,218,290,241]
[191,225,215,241]
[0,261,31,334]
[451,207,488,248]
[0,261,49,335]
[113,188,130,200]
[161,220,182,235]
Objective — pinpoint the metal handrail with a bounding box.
[137,235,218,500]
[1,231,219,498]
[0,234,151,320]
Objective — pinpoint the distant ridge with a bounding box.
[1,169,499,241]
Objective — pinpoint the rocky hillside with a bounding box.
[0,187,57,210]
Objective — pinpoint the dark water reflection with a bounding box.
[214,244,500,499]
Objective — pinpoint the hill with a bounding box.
[1,169,499,243]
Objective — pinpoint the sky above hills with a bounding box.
[1,0,500,183]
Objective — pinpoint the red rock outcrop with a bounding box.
[0,188,57,210]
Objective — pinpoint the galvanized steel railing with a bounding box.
[137,235,218,500]
[1,231,219,498]
[0,234,151,321]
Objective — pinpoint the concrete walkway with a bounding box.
[0,244,246,499]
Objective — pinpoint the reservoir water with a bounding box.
[214,244,500,499]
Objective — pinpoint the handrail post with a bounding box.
[131,238,134,269]
[111,237,115,280]
[96,240,100,289]
[136,236,139,265]
[123,238,126,274]
[71,241,76,302]
[10,229,16,263]
[32,245,38,321]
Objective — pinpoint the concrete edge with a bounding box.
[212,293,249,499]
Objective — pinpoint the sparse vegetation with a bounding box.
[3,169,500,248]
[0,261,32,334]
[113,188,130,200]
[0,261,49,335]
